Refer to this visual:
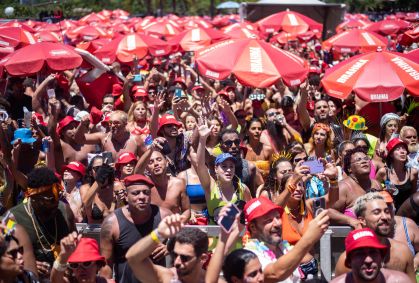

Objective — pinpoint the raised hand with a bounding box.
[58,231,82,263]
[156,214,186,239]
[305,209,330,242]
[320,157,338,181]
[197,120,212,139]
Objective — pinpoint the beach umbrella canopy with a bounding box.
[0,27,36,48]
[335,19,371,33]
[257,9,322,35]
[94,33,173,64]
[322,29,387,53]
[366,19,410,36]
[321,49,419,102]
[195,38,308,88]
[0,42,82,75]
[168,27,229,52]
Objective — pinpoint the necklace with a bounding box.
[24,200,58,253]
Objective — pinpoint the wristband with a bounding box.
[150,229,164,244]
[53,260,67,272]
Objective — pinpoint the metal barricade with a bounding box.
[75,223,351,281]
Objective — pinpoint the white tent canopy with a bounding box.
[257,0,325,4]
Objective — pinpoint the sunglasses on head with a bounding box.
[68,261,96,270]
[171,252,194,263]
[223,139,241,147]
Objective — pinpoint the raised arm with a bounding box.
[51,232,82,283]
[32,74,56,115]
[193,122,213,194]
[263,210,330,282]
[99,214,116,279]
[126,214,186,283]
[296,82,312,132]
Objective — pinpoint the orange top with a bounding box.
[281,206,313,245]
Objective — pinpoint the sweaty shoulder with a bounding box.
[170,176,186,190]
[382,268,413,283]
[100,212,118,239]
[330,273,347,283]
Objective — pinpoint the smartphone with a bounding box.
[17,119,25,128]
[0,110,8,122]
[218,203,240,233]
[47,88,56,99]
[133,74,143,82]
[174,88,182,98]
[102,151,114,165]
[302,159,324,174]
[313,197,325,217]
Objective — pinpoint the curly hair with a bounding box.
[27,167,59,188]
[343,147,368,175]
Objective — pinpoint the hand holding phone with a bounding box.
[218,203,240,233]
[302,159,324,175]
[313,197,325,217]
[102,151,114,165]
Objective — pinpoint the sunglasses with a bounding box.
[92,166,101,172]
[236,115,246,119]
[68,261,96,270]
[294,157,308,163]
[171,252,194,263]
[267,112,278,117]
[6,246,23,259]
[223,139,241,148]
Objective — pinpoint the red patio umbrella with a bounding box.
[0,27,36,48]
[365,19,410,36]
[335,19,371,33]
[0,21,34,33]
[141,19,181,38]
[94,33,173,64]
[321,49,419,102]
[257,9,322,35]
[168,27,229,52]
[322,29,387,53]
[34,31,62,43]
[76,38,111,53]
[195,38,309,88]
[79,13,108,24]
[0,42,82,75]
[398,26,419,46]
[66,26,113,42]
[402,48,419,64]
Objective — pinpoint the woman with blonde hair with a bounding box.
[126,101,150,136]
[304,123,333,159]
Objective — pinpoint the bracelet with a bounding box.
[53,260,67,272]
[150,229,164,244]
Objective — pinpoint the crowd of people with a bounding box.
[0,9,419,283]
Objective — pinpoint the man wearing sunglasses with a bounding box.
[220,128,263,197]
[99,174,172,282]
[127,214,209,283]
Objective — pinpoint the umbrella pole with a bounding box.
[379,102,382,118]
[3,76,9,96]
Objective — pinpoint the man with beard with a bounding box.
[220,128,263,197]
[331,228,411,283]
[330,148,381,225]
[297,82,341,143]
[145,149,191,220]
[400,126,419,171]
[334,192,415,281]
[126,214,208,283]
[260,107,302,153]
[82,110,146,161]
[99,174,172,281]
[243,197,330,282]
[8,167,75,281]
[154,114,190,175]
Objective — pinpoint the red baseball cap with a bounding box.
[62,161,86,177]
[134,87,148,98]
[116,152,137,169]
[174,77,187,89]
[345,228,388,267]
[244,197,284,223]
[57,116,79,136]
[112,83,123,97]
[158,114,182,134]
[68,238,105,264]
[192,84,204,91]
[386,138,408,156]
[124,174,154,188]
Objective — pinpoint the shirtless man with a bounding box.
[82,110,146,160]
[100,174,172,281]
[58,115,95,165]
[334,192,415,282]
[331,228,411,283]
[330,148,381,226]
[146,149,191,220]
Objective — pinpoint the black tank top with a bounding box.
[113,205,162,283]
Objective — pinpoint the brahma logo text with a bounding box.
[353,230,373,240]
[249,47,263,73]
[336,59,369,83]
[50,50,69,56]
[370,94,389,101]
[391,57,419,80]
